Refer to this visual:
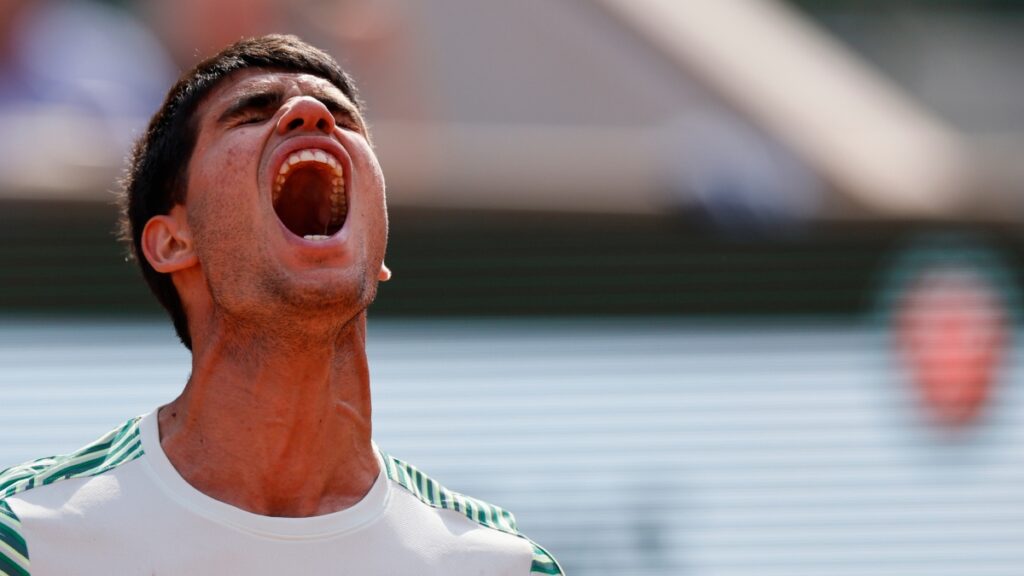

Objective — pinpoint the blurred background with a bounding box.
[3,0,1024,573]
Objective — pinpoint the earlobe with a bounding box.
[378,263,392,282]
[141,208,198,273]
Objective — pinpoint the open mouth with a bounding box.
[272,149,347,241]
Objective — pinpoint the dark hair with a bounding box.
[119,34,362,350]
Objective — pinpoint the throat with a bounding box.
[272,164,347,238]
[158,368,379,517]
[275,170,333,236]
[159,312,378,516]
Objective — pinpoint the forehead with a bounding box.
[197,68,353,118]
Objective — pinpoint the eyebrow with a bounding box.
[217,87,360,126]
[217,90,282,124]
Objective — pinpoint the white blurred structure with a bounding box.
[0,0,174,199]
[3,0,1024,224]
[2,318,1024,575]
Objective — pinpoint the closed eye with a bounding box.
[319,98,363,133]
[333,115,361,132]
[236,111,272,125]
[219,90,283,128]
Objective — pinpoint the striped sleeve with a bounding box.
[0,500,28,576]
[0,417,142,501]
[380,450,564,575]
[0,417,145,576]
[529,543,561,575]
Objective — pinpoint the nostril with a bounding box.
[280,99,334,133]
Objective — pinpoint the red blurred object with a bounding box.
[896,267,1008,429]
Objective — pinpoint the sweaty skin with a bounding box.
[141,69,392,518]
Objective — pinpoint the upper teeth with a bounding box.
[273,148,347,227]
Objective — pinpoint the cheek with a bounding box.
[190,131,261,191]
[355,146,388,220]
[190,144,262,222]
[343,134,385,189]
[186,178,263,276]
[220,140,257,176]
[362,149,386,190]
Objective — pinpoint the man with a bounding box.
[0,35,561,575]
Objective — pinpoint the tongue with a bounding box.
[274,169,332,237]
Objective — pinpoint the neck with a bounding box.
[158,312,379,518]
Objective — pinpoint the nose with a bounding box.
[276,97,335,135]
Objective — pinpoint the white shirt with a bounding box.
[0,412,560,575]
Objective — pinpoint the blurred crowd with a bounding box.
[2,0,1022,227]
[0,0,418,199]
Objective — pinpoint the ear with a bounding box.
[141,206,198,273]
[378,262,392,282]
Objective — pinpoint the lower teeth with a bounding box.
[303,234,330,241]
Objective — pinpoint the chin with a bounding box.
[280,275,377,320]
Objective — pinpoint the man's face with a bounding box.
[181,68,387,327]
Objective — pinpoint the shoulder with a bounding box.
[0,417,143,502]
[0,498,28,576]
[0,417,145,576]
[378,449,563,576]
